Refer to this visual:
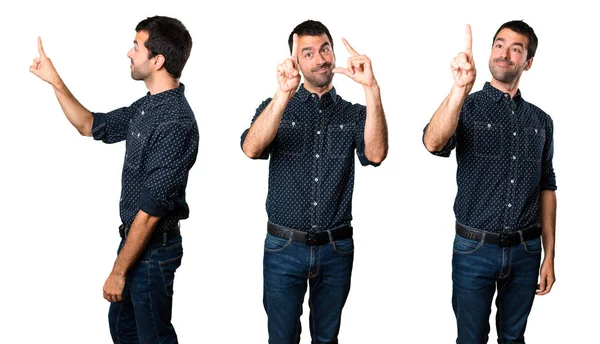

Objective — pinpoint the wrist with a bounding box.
[363,81,380,94]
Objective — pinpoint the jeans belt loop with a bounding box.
[162,232,168,246]
[517,230,524,244]
[480,231,486,245]
[326,229,333,244]
[287,229,294,244]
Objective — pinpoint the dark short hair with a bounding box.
[135,16,192,79]
[288,20,333,54]
[492,20,538,59]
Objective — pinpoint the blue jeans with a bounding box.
[108,235,183,344]
[452,231,542,344]
[263,232,354,344]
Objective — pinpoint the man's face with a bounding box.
[127,30,153,81]
[296,34,335,89]
[488,28,532,83]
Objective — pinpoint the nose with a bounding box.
[316,52,326,65]
[127,48,133,59]
[499,46,509,60]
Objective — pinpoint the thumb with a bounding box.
[333,67,352,78]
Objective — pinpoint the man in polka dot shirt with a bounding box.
[423,21,556,343]
[241,20,388,343]
[30,16,198,343]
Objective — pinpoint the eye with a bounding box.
[512,47,522,53]
[321,47,330,54]
[304,52,312,58]
[495,43,503,49]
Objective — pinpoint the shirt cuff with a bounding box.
[138,191,169,217]
[91,112,107,141]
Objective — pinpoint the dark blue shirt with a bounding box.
[242,84,378,232]
[426,82,557,233]
[92,84,199,233]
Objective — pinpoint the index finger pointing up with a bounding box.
[38,36,47,58]
[341,38,359,56]
[464,24,473,55]
[291,33,298,59]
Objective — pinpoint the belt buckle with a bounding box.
[305,232,319,246]
[498,233,512,248]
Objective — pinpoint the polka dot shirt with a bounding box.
[241,84,378,233]
[92,84,199,233]
[425,82,557,233]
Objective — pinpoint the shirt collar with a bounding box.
[297,84,338,104]
[143,83,185,109]
[483,81,522,103]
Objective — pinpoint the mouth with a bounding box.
[494,59,513,67]
[312,63,331,73]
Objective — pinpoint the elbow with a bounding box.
[242,142,262,159]
[366,147,388,165]
[423,137,444,153]
[77,126,92,137]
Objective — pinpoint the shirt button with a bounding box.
[315,154,320,158]
[513,132,517,136]
[512,111,515,115]
[314,178,319,182]
[512,156,516,160]
[313,202,318,206]
[317,131,321,135]
[141,110,145,115]
[510,179,514,184]
[504,94,508,98]
[319,110,322,113]
[311,94,315,98]
[507,204,512,208]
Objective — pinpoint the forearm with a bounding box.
[363,83,388,164]
[50,77,94,137]
[111,210,161,277]
[539,190,557,261]
[424,85,469,152]
[243,88,295,158]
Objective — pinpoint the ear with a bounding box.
[153,54,166,71]
[524,56,534,71]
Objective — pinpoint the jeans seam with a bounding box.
[115,303,123,344]
[147,257,160,342]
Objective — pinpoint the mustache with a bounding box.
[311,62,332,72]
[493,58,514,65]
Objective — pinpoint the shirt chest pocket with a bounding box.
[275,120,307,156]
[327,123,355,159]
[474,121,503,158]
[522,127,545,162]
[124,121,146,169]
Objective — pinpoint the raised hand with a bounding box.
[450,25,476,89]
[277,33,301,92]
[332,38,377,87]
[29,37,60,85]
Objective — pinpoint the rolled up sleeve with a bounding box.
[91,106,136,144]
[540,116,557,191]
[354,105,380,167]
[139,120,199,217]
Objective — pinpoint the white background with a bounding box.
[2,0,597,342]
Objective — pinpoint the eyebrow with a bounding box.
[301,42,331,53]
[495,37,524,48]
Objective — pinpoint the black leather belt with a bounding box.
[455,222,541,248]
[119,223,180,245]
[267,222,353,246]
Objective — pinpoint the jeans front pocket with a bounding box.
[474,121,503,158]
[275,120,306,156]
[332,237,354,254]
[453,234,481,254]
[264,233,290,252]
[522,236,542,254]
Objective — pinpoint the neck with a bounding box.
[304,82,334,98]
[144,73,179,95]
[490,76,521,98]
